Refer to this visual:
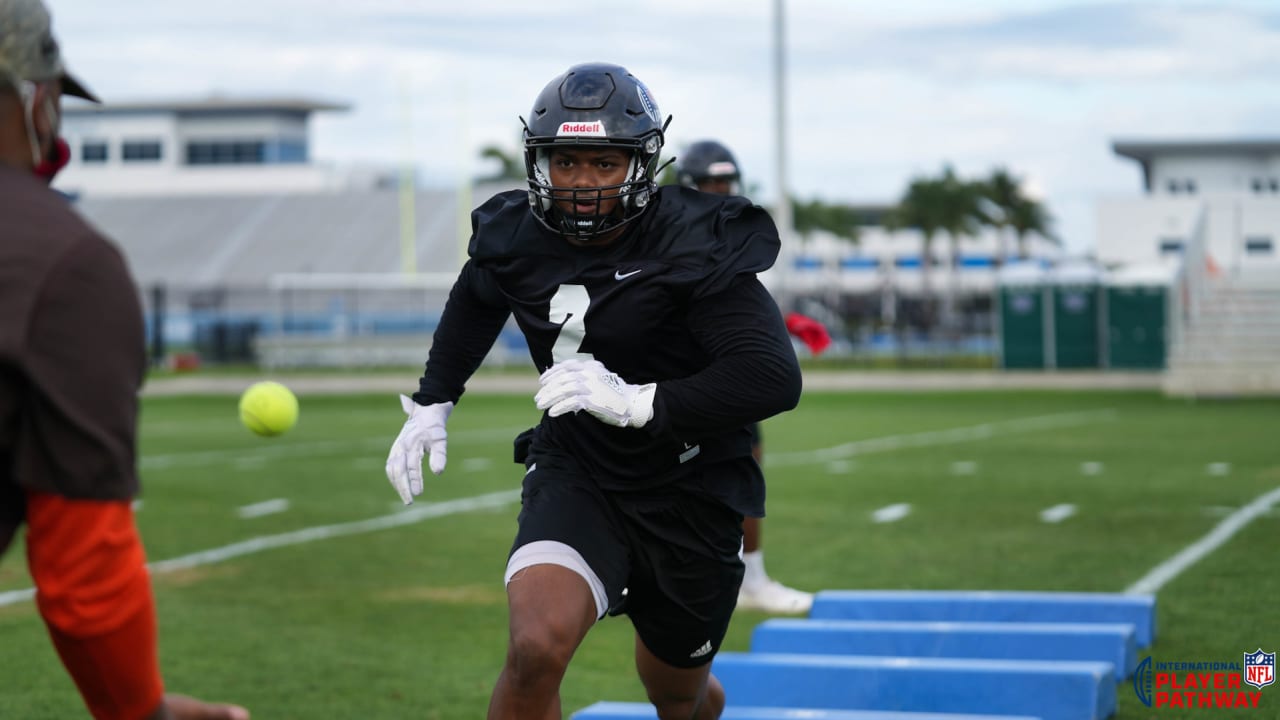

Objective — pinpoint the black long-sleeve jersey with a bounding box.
[413,186,801,515]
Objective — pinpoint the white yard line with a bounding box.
[872,503,912,523]
[140,426,529,470]
[0,489,521,608]
[0,411,1122,609]
[765,409,1116,467]
[1039,504,1077,523]
[1125,486,1280,596]
[236,499,290,519]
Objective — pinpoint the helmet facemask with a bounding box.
[524,132,663,241]
[519,63,670,242]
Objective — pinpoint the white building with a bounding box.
[777,206,1062,298]
[55,96,392,197]
[1096,139,1280,274]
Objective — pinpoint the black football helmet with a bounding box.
[522,62,670,239]
[676,140,741,195]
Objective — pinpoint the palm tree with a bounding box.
[887,174,947,331]
[477,144,524,183]
[934,166,984,330]
[978,167,1057,261]
[792,198,862,243]
[1009,197,1056,259]
[978,167,1021,267]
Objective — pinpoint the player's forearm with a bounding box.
[653,349,800,437]
[26,492,164,720]
[655,280,802,435]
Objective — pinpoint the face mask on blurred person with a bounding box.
[33,136,70,184]
[19,80,64,181]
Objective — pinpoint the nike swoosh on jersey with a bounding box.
[614,268,643,280]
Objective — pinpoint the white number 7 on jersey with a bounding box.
[548,284,595,364]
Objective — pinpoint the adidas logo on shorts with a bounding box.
[689,640,713,658]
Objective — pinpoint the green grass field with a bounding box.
[2,387,1278,719]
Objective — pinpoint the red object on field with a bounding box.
[785,312,831,355]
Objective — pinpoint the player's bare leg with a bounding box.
[635,635,725,720]
[487,564,596,720]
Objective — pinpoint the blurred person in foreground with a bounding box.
[386,62,802,719]
[677,140,830,614]
[0,1,249,718]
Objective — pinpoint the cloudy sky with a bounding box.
[45,0,1280,253]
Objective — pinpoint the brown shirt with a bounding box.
[0,165,144,553]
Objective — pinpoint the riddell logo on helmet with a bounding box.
[557,121,607,137]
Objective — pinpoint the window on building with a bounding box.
[122,140,163,162]
[1158,238,1184,255]
[80,141,108,163]
[1270,179,1279,193]
[185,140,267,165]
[1252,178,1266,193]
[1245,237,1273,256]
[1166,180,1179,194]
[1185,179,1197,194]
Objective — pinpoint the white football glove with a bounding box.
[385,394,453,505]
[535,358,656,429]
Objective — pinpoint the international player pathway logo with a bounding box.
[1134,648,1273,709]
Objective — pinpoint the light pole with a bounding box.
[773,0,794,293]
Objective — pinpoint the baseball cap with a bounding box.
[0,0,98,102]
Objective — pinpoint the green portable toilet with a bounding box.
[997,262,1049,369]
[1104,264,1174,369]
[1051,262,1102,369]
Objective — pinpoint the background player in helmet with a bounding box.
[678,140,830,614]
[385,63,802,719]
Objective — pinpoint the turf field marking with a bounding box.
[237,498,290,519]
[1081,461,1104,476]
[765,409,1116,467]
[1125,485,1280,595]
[950,461,977,475]
[1039,504,1077,523]
[1206,462,1231,476]
[1,411,1114,608]
[872,503,911,523]
[139,426,529,470]
[0,489,521,608]
[1204,505,1280,518]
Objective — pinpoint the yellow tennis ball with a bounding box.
[238,381,298,437]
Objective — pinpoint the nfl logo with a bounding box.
[1244,649,1275,690]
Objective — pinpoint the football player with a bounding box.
[677,140,820,615]
[386,63,802,719]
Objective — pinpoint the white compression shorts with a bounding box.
[504,539,609,619]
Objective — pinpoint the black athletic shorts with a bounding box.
[510,450,747,668]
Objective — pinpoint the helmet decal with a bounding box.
[636,82,661,124]
[706,161,738,176]
[557,120,607,137]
